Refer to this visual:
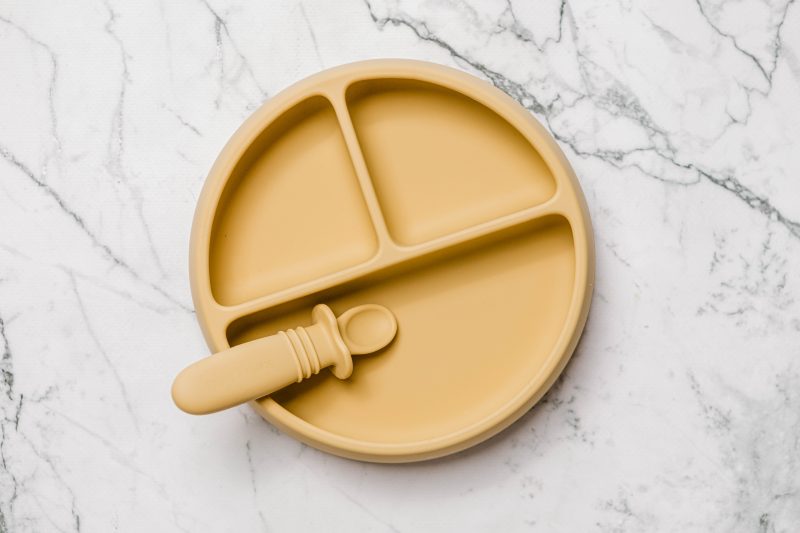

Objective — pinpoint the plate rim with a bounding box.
[188,59,595,462]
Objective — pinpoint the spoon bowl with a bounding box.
[336,304,398,355]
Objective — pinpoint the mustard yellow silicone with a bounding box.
[172,304,397,414]
[187,60,595,462]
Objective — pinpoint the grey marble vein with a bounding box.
[0,145,191,312]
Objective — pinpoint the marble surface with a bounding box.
[1,0,799,531]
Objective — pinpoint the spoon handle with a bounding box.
[172,304,351,415]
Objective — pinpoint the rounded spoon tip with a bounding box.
[336,304,397,355]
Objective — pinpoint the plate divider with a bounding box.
[327,89,394,250]
[219,194,568,326]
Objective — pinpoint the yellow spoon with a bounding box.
[172,304,397,415]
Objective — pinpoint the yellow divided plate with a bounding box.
[190,60,594,462]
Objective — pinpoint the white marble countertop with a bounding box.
[1,0,799,531]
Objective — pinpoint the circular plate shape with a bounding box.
[190,60,594,462]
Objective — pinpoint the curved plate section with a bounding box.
[346,79,556,246]
[209,96,378,306]
[229,216,575,445]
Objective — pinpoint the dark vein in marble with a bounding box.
[0,345,20,533]
[0,314,12,402]
[199,0,268,106]
[363,1,800,240]
[0,244,179,315]
[498,0,565,52]
[18,433,81,532]
[64,266,188,315]
[103,3,168,280]
[770,0,797,81]
[694,0,795,87]
[686,371,731,432]
[48,407,192,532]
[0,16,61,151]
[366,2,545,114]
[574,50,677,153]
[697,169,800,238]
[0,145,192,311]
[68,273,139,430]
[328,482,402,533]
[164,106,202,136]
[244,438,268,531]
[642,12,756,128]
[0,424,20,533]
[102,4,131,184]
[299,3,324,67]
[694,0,771,82]
[12,396,22,433]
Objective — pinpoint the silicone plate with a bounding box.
[190,60,594,462]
